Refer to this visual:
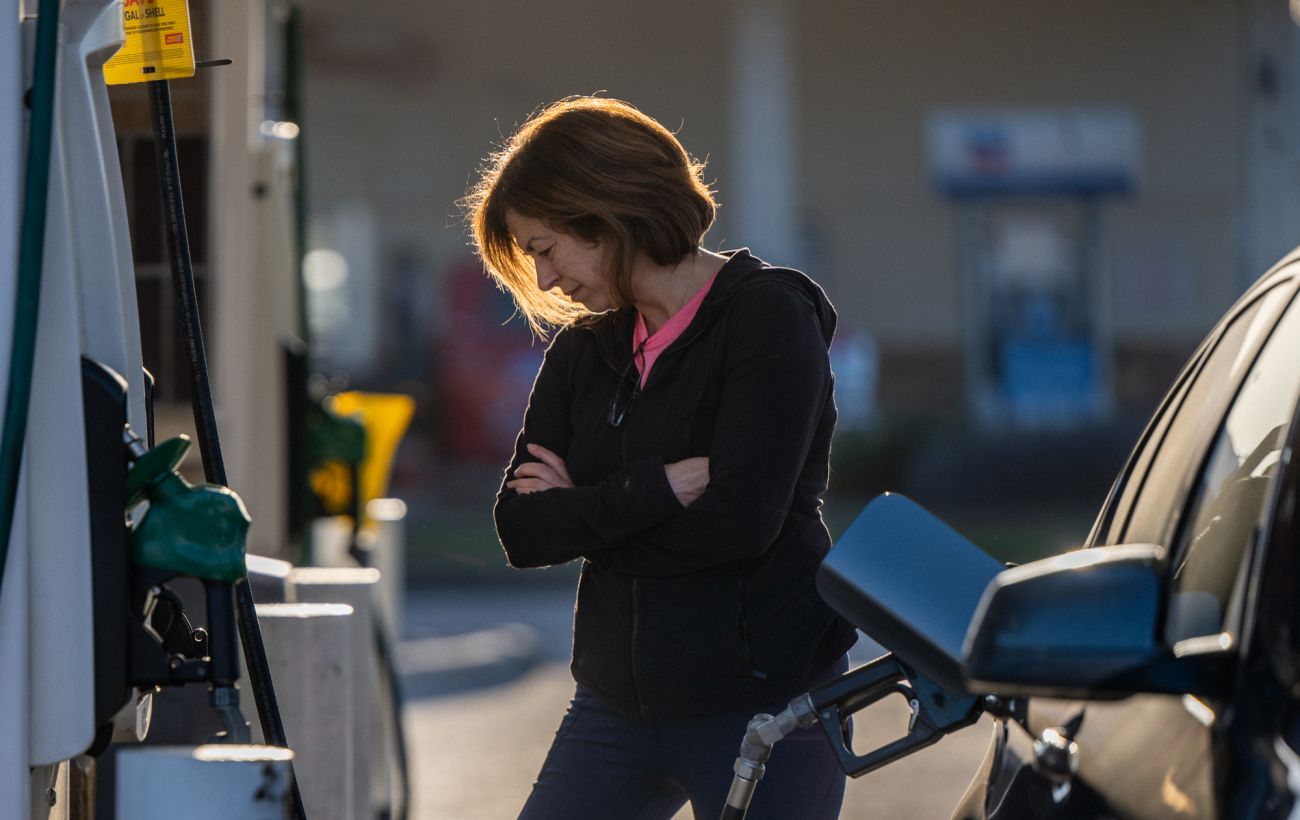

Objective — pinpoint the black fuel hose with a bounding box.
[148,78,307,820]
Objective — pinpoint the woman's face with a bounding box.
[506,210,614,313]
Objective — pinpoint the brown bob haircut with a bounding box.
[465,96,717,335]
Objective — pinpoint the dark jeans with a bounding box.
[519,655,850,820]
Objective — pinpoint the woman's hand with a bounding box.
[665,457,710,507]
[507,443,575,494]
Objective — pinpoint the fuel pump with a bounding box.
[302,389,414,820]
[6,0,407,813]
[926,108,1140,428]
[89,0,304,814]
[2,0,271,812]
[304,395,367,563]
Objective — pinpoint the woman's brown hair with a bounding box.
[464,96,717,335]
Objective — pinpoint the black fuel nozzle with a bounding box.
[808,652,984,778]
[141,584,205,657]
[718,653,989,820]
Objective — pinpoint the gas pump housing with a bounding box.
[928,108,1141,428]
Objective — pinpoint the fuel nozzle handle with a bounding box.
[123,427,251,740]
[125,431,250,584]
[719,653,987,819]
[809,653,984,778]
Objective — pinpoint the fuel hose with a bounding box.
[0,0,59,609]
[148,77,307,820]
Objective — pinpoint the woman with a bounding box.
[465,97,857,819]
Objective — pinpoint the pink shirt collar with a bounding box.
[631,271,719,388]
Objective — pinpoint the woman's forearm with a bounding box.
[494,456,682,568]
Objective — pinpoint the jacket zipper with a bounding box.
[630,578,648,717]
[607,313,710,721]
[619,393,630,466]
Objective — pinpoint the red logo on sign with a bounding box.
[165,32,183,44]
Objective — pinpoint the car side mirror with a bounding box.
[816,493,1006,694]
[963,545,1233,699]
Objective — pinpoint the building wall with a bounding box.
[794,1,1250,414]
[796,2,1244,344]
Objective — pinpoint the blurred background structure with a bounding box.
[110,0,1300,567]
[99,0,1300,816]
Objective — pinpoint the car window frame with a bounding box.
[1241,367,1300,684]
[1085,343,1204,547]
[1086,276,1298,550]
[1161,285,1300,643]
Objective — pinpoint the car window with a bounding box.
[1116,284,1294,549]
[1089,353,1197,546]
[1165,291,1300,643]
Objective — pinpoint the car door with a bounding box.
[1015,270,1300,820]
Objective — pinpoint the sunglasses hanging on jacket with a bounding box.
[607,339,648,428]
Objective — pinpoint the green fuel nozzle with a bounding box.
[306,399,367,468]
[123,427,250,741]
[125,431,250,583]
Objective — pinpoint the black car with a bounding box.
[813,246,1300,819]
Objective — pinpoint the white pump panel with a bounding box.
[4,0,148,801]
[19,0,138,769]
[27,0,151,769]
[24,133,95,766]
[60,0,146,431]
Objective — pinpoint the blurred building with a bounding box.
[112,1,1300,525]
[294,0,1300,427]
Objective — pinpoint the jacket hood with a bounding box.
[583,248,838,365]
[711,248,837,346]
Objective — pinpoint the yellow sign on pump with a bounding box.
[103,0,196,86]
[327,392,416,521]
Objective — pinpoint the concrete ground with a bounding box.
[399,585,995,820]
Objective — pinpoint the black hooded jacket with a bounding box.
[494,248,857,718]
